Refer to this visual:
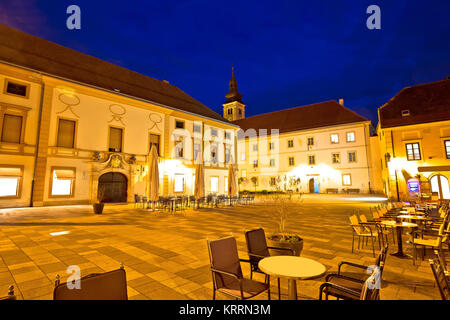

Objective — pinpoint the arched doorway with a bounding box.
[430,174,450,200]
[98,172,128,203]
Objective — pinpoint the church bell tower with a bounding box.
[223,67,245,121]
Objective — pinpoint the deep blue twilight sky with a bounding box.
[0,0,449,125]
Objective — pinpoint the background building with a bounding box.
[226,72,382,194]
[377,77,450,200]
[0,25,238,208]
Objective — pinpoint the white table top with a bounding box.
[397,215,428,220]
[258,256,326,280]
[381,220,418,228]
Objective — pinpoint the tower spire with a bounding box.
[225,66,243,103]
[223,66,245,121]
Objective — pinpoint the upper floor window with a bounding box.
[239,109,242,116]
[332,153,341,164]
[57,119,76,149]
[269,142,275,150]
[109,127,123,152]
[253,144,258,152]
[149,134,160,156]
[193,124,201,133]
[445,140,450,159]
[348,151,357,163]
[1,114,23,144]
[193,142,201,162]
[308,155,316,165]
[346,132,355,142]
[307,137,314,146]
[241,153,246,161]
[270,159,275,167]
[330,134,339,144]
[225,145,231,164]
[253,160,258,168]
[406,143,421,161]
[175,121,185,129]
[175,136,184,159]
[287,140,294,148]
[228,109,233,115]
[4,80,29,98]
[288,157,295,166]
[211,144,218,163]
[211,128,218,137]
[225,131,231,140]
[270,177,276,186]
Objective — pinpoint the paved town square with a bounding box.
[0,195,439,300]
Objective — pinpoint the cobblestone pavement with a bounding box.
[0,195,441,300]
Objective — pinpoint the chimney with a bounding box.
[339,98,344,106]
[162,80,170,84]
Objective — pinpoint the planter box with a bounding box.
[93,203,104,214]
[267,237,303,256]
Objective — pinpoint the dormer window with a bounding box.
[401,110,410,117]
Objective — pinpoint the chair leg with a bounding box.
[267,275,271,300]
[278,278,281,300]
[371,237,375,257]
[352,234,354,253]
[213,289,216,300]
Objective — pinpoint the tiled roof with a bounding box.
[0,24,229,123]
[232,100,368,134]
[379,78,450,128]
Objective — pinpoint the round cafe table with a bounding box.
[380,221,418,258]
[258,256,326,300]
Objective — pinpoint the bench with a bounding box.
[343,188,360,194]
[326,188,339,194]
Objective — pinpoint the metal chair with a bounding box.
[0,285,16,300]
[244,228,294,299]
[207,236,270,300]
[429,257,450,300]
[350,215,379,257]
[54,264,127,300]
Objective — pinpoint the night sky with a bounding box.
[1,0,449,125]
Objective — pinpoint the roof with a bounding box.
[232,100,368,135]
[379,78,450,129]
[0,24,229,123]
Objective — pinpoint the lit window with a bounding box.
[331,134,339,144]
[51,168,75,196]
[0,167,22,197]
[224,177,228,193]
[406,143,421,161]
[348,152,357,163]
[342,174,351,186]
[332,153,340,164]
[174,174,184,193]
[346,132,355,142]
[241,170,247,178]
[241,153,246,161]
[1,114,23,144]
[288,140,294,148]
[289,157,295,166]
[445,140,450,159]
[210,177,219,193]
[308,155,316,165]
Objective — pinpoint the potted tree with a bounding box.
[250,176,258,193]
[266,193,303,256]
[93,186,105,214]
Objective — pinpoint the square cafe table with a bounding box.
[258,256,326,300]
[380,221,418,258]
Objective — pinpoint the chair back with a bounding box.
[360,268,380,300]
[207,236,243,290]
[434,250,448,273]
[349,215,365,235]
[53,267,127,300]
[245,228,270,269]
[374,245,388,274]
[429,258,450,300]
[359,215,368,223]
[372,210,380,219]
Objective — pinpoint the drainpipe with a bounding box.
[363,123,372,194]
[30,79,45,207]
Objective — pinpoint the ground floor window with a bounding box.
[174,174,185,193]
[210,176,219,193]
[0,166,22,197]
[342,174,352,186]
[51,168,76,196]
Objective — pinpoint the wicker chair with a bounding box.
[207,236,270,300]
[429,257,450,300]
[53,264,127,300]
[244,228,294,300]
[0,285,16,300]
[350,215,379,257]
